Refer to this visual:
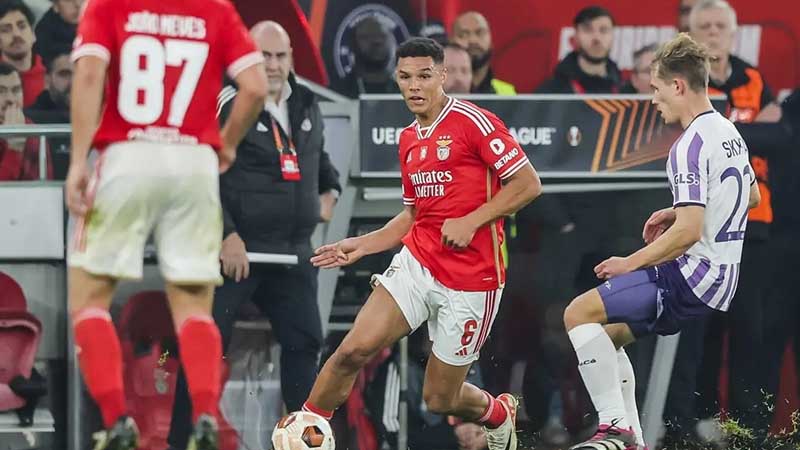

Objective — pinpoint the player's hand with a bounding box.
[642,207,676,244]
[4,106,26,151]
[65,162,90,217]
[441,216,478,250]
[311,237,365,269]
[218,145,236,173]
[220,232,249,282]
[594,256,635,280]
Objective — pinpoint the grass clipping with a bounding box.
[660,413,800,450]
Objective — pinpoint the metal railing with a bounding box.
[0,124,71,181]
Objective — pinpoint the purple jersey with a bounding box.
[666,111,755,311]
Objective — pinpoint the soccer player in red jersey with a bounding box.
[306,37,542,450]
[65,0,268,448]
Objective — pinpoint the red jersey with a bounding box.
[71,0,263,150]
[19,55,45,108]
[400,97,530,291]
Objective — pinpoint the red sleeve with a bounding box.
[71,0,114,63]
[220,3,263,80]
[399,132,415,207]
[0,142,23,181]
[473,112,530,180]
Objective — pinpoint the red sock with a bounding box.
[177,316,222,422]
[478,391,508,429]
[72,308,126,429]
[302,401,334,420]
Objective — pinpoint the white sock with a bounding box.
[618,348,644,445]
[568,323,629,429]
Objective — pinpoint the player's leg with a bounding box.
[155,143,226,450]
[167,275,261,450]
[563,270,659,449]
[303,246,428,418]
[67,145,154,450]
[605,323,644,446]
[421,287,517,450]
[68,269,127,432]
[303,283,412,417]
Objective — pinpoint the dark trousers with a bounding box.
[762,232,800,427]
[167,261,323,449]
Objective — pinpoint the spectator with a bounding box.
[167,21,341,450]
[736,89,800,436]
[0,0,44,107]
[450,11,515,95]
[536,6,621,94]
[25,46,70,123]
[34,0,80,63]
[443,43,472,94]
[621,43,656,94]
[25,46,70,179]
[0,62,51,180]
[331,15,398,98]
[678,0,698,32]
[685,0,780,436]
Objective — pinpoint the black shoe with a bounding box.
[187,414,218,450]
[92,416,139,450]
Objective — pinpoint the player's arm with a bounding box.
[65,55,107,216]
[310,206,416,269]
[465,164,541,228]
[442,113,542,249]
[623,205,704,271]
[218,65,268,170]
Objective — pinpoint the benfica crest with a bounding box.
[436,137,452,161]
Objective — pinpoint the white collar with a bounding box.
[265,80,292,109]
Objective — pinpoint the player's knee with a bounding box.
[333,341,375,372]
[563,294,592,331]
[423,391,457,415]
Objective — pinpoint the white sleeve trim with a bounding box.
[226,51,265,80]
[498,157,530,179]
[71,43,111,63]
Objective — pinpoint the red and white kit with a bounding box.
[375,97,530,365]
[68,0,263,282]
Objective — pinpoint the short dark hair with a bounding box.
[395,37,444,64]
[0,0,35,27]
[0,61,18,77]
[573,6,614,27]
[43,45,72,73]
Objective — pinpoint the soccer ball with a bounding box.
[271,411,335,450]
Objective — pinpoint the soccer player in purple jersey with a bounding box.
[561,33,761,450]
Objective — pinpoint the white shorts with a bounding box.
[373,247,503,366]
[68,142,223,284]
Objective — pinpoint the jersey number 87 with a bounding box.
[118,35,209,127]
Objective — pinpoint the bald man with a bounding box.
[450,11,515,94]
[166,21,342,450]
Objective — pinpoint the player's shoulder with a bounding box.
[449,98,503,137]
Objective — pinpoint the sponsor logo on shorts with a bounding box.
[578,358,597,367]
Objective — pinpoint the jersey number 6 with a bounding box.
[118,36,209,127]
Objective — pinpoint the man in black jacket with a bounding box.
[535,6,621,94]
[34,0,79,63]
[167,21,342,450]
[735,89,800,438]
